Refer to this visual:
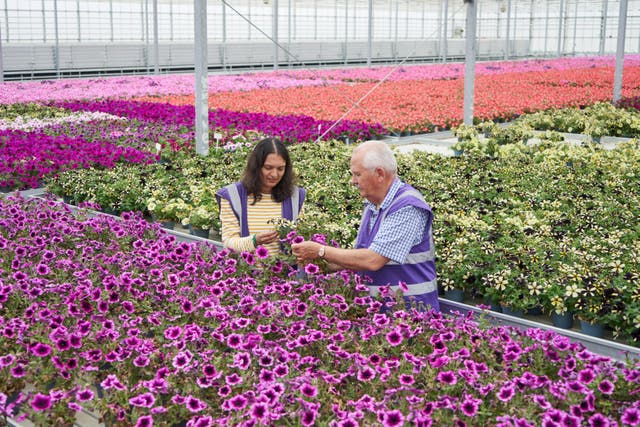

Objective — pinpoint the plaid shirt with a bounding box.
[364,178,429,264]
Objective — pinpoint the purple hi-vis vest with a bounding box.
[215,182,306,237]
[355,183,439,312]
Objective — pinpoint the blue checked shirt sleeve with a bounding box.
[368,206,429,264]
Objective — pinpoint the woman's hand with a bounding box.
[255,230,279,245]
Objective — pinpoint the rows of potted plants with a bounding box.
[1,193,639,426]
[43,128,640,343]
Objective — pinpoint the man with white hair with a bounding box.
[292,140,439,312]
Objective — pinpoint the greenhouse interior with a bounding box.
[1,1,640,427]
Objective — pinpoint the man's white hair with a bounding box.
[352,140,398,174]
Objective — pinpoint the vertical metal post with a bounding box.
[529,0,535,52]
[194,0,209,156]
[599,0,608,55]
[153,0,159,74]
[441,0,448,62]
[367,0,372,66]
[334,0,338,39]
[247,1,251,41]
[76,0,81,42]
[4,0,9,42]
[405,0,408,39]
[421,1,425,39]
[394,1,398,59]
[169,0,174,41]
[344,0,348,65]
[273,0,279,69]
[314,0,317,40]
[109,0,114,42]
[222,1,227,69]
[613,0,628,103]
[463,0,477,125]
[572,0,579,54]
[144,0,150,73]
[42,0,46,42]
[53,0,60,77]
[288,0,292,65]
[388,0,392,38]
[0,13,4,82]
[557,0,565,57]
[504,0,511,59]
[544,0,550,55]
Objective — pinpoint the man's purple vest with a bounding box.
[215,182,306,237]
[355,183,439,312]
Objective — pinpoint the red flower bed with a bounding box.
[135,66,640,131]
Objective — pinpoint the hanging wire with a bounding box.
[220,0,435,141]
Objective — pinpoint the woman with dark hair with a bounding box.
[216,138,306,255]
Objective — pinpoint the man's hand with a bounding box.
[291,241,321,263]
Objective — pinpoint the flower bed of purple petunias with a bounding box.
[52,100,388,144]
[0,129,156,190]
[0,194,639,427]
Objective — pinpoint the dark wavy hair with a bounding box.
[241,137,295,205]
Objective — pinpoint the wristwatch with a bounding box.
[318,246,325,258]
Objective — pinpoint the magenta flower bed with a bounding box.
[0,129,157,189]
[0,195,639,427]
[53,99,388,144]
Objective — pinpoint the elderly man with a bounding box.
[292,140,439,312]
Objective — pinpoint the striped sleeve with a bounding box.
[220,198,254,252]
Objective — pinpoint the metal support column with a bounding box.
[394,0,398,60]
[344,0,348,65]
[222,1,227,69]
[572,0,579,55]
[53,0,60,78]
[194,0,209,156]
[440,0,448,62]
[367,0,373,66]
[463,0,477,125]
[557,0,565,57]
[152,0,159,74]
[505,0,511,59]
[544,0,550,55]
[76,0,81,42]
[599,0,608,55]
[109,0,114,42]
[273,0,279,69]
[0,14,3,83]
[613,0,628,103]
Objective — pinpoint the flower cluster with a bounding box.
[0,194,639,427]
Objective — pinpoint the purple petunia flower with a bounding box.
[135,415,154,427]
[436,370,457,385]
[251,402,269,419]
[76,388,94,402]
[301,410,317,427]
[622,407,640,426]
[497,384,515,402]
[587,413,611,427]
[304,263,319,275]
[185,396,207,412]
[228,395,248,411]
[31,393,52,411]
[386,329,403,346]
[399,373,415,386]
[460,396,481,417]
[129,392,156,408]
[255,246,269,259]
[380,409,405,427]
[31,343,52,357]
[300,383,317,398]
